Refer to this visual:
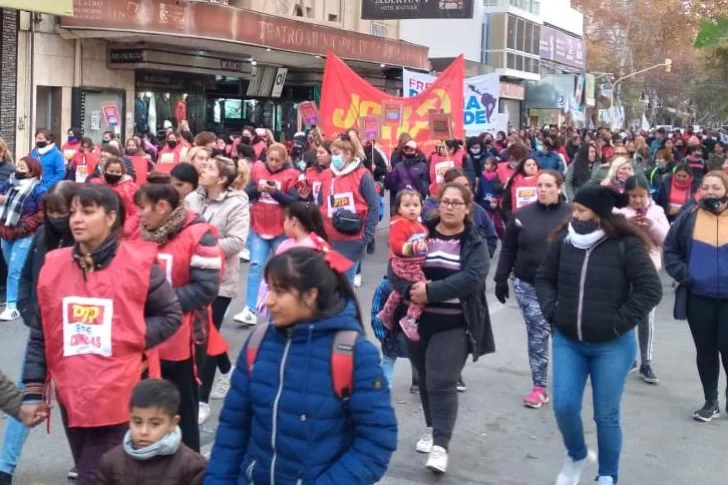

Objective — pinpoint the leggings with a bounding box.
[686,293,728,403]
[407,326,469,450]
[638,307,656,366]
[199,296,233,403]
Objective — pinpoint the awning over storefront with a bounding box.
[0,0,72,15]
[61,0,429,70]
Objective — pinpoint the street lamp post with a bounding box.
[608,59,672,128]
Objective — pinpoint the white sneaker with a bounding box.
[597,477,614,485]
[198,402,211,425]
[234,307,258,326]
[240,248,250,262]
[555,450,597,485]
[0,308,19,321]
[425,446,448,474]
[354,274,362,288]
[210,367,234,400]
[415,427,433,453]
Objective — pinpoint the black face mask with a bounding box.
[36,141,48,149]
[240,136,251,145]
[47,216,70,236]
[700,196,728,213]
[125,148,137,156]
[167,140,178,149]
[571,219,600,235]
[104,173,122,184]
[14,171,27,180]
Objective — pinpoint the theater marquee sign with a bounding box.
[62,0,429,69]
[361,0,474,20]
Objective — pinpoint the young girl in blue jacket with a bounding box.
[205,244,398,485]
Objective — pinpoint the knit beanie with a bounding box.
[688,135,701,147]
[573,185,629,218]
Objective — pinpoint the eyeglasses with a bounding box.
[441,199,466,208]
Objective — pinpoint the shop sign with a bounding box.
[61,0,430,70]
[361,0,473,20]
[540,25,586,70]
[0,0,72,15]
[135,72,186,90]
[270,68,288,98]
[499,82,525,101]
[109,49,144,64]
[220,59,246,72]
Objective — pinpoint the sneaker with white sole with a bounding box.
[597,476,615,485]
[240,248,250,262]
[198,402,211,425]
[0,308,19,321]
[555,449,596,485]
[234,307,258,326]
[354,274,362,288]
[425,446,448,474]
[68,466,78,479]
[415,427,433,453]
[210,367,234,400]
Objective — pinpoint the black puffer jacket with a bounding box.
[388,220,495,359]
[495,200,571,286]
[535,231,662,342]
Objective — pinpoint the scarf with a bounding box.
[35,143,55,156]
[123,426,181,461]
[566,224,606,250]
[0,175,39,227]
[73,233,119,276]
[141,206,188,245]
[331,158,362,177]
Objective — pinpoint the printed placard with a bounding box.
[62,296,113,358]
[429,112,452,140]
[298,101,319,126]
[515,186,538,209]
[327,191,355,218]
[434,160,455,184]
[382,100,403,125]
[75,165,88,184]
[157,253,173,284]
[359,116,381,141]
[100,102,120,127]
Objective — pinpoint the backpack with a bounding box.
[244,323,358,407]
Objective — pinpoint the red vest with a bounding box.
[305,165,326,202]
[428,152,464,197]
[154,214,212,361]
[37,242,156,428]
[320,167,368,241]
[496,161,516,186]
[669,180,692,216]
[250,163,298,237]
[510,174,540,210]
[156,144,186,172]
[253,142,267,160]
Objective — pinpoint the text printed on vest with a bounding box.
[62,296,113,358]
[435,161,455,184]
[75,165,88,184]
[157,253,173,284]
[328,192,355,218]
[515,186,538,209]
[259,180,282,205]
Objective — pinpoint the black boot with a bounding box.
[0,471,13,485]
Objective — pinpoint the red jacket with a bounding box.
[250,163,298,237]
[320,167,369,241]
[388,216,428,259]
[37,243,155,427]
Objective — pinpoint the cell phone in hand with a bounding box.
[267,181,277,187]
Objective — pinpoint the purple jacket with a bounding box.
[384,156,428,198]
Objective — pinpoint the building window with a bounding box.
[328,13,338,21]
[507,16,516,49]
[483,0,500,5]
[516,18,525,51]
[371,22,388,37]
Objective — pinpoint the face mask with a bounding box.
[296,160,306,171]
[700,196,728,213]
[331,154,345,171]
[47,216,70,235]
[469,147,482,155]
[404,152,416,160]
[125,148,137,156]
[36,141,47,149]
[104,173,122,184]
[240,136,251,145]
[571,219,600,235]
[102,140,110,146]
[167,140,178,149]
[14,171,27,180]
[68,136,77,144]
[656,161,666,170]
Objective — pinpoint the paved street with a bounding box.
[1,225,727,485]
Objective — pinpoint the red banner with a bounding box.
[320,53,464,154]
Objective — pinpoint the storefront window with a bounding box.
[77,89,125,145]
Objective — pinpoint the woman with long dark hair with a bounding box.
[205,246,397,484]
[536,185,662,485]
[565,143,598,202]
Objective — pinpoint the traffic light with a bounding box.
[665,58,672,72]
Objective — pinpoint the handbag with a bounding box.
[329,181,362,235]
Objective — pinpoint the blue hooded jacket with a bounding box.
[205,301,397,485]
[532,150,564,172]
[30,144,66,191]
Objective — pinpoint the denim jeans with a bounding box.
[552,329,636,484]
[245,232,285,310]
[0,237,33,309]
[0,345,31,475]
